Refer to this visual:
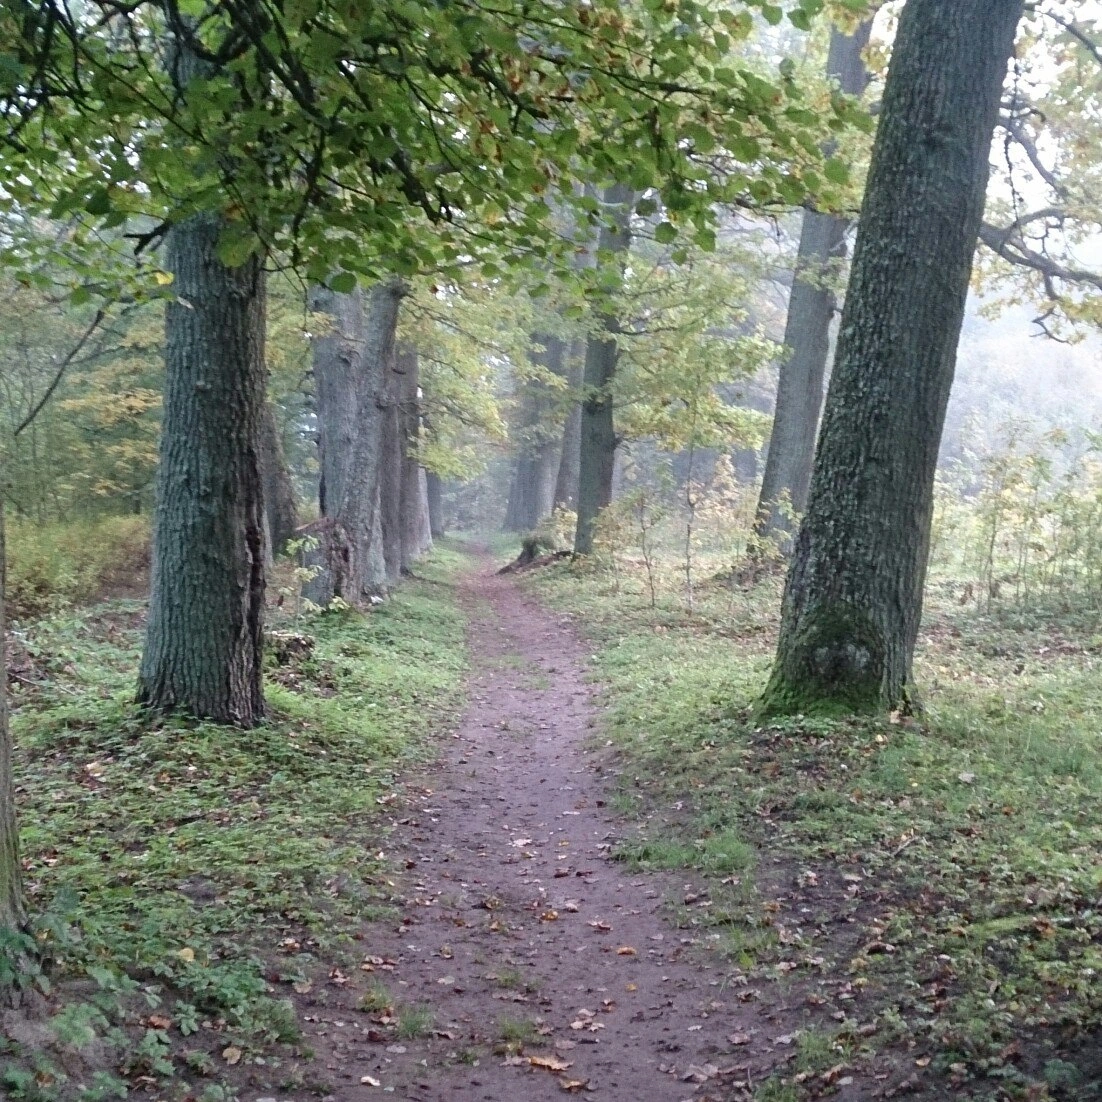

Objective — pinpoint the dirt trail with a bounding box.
[297,557,792,1101]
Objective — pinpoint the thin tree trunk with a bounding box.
[307,281,403,605]
[137,212,267,726]
[754,19,874,553]
[426,472,446,539]
[503,333,567,532]
[258,400,297,562]
[760,0,1022,716]
[574,183,634,556]
[379,344,404,583]
[397,348,432,571]
[553,337,586,510]
[0,506,26,948]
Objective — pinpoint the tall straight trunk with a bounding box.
[754,19,874,553]
[503,333,568,532]
[258,400,297,561]
[574,183,634,556]
[553,337,586,510]
[0,507,26,947]
[379,344,404,583]
[760,0,1022,716]
[397,348,432,571]
[426,472,446,539]
[137,212,267,726]
[307,281,403,605]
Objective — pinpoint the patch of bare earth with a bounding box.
[270,558,846,1102]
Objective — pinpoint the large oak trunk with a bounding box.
[760,0,1023,716]
[573,183,634,556]
[753,20,873,554]
[137,213,267,726]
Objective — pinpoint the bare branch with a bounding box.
[12,308,106,437]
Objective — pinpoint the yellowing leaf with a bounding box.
[530,1055,572,1072]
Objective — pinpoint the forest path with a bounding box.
[299,553,785,1101]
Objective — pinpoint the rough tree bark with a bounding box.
[307,281,403,605]
[0,507,26,946]
[754,18,874,553]
[426,472,446,539]
[760,0,1023,716]
[553,337,586,511]
[573,182,635,556]
[137,212,268,726]
[258,400,297,561]
[397,347,432,571]
[503,333,568,532]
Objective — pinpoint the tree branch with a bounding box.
[12,308,106,437]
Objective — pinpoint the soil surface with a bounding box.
[290,556,813,1101]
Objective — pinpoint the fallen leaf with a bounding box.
[681,1063,719,1083]
[559,1079,588,1092]
[541,910,560,922]
[728,1032,752,1045]
[360,1075,381,1087]
[616,946,636,956]
[222,1046,242,1065]
[176,947,195,963]
[146,1014,172,1030]
[530,1055,572,1072]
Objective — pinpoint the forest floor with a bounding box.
[5,541,1102,1102]
[286,550,820,1102]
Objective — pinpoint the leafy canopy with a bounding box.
[2,0,869,291]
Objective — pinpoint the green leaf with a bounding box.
[824,157,850,185]
[329,271,357,294]
[654,221,678,245]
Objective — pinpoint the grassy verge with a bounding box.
[2,543,469,1102]
[525,558,1102,1102]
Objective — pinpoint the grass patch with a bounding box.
[527,557,1102,1101]
[3,543,470,1100]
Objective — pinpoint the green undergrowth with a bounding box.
[6,515,151,620]
[2,544,469,1101]
[525,557,1102,1102]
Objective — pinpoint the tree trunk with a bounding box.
[379,345,404,583]
[397,348,432,571]
[137,212,267,726]
[306,281,403,606]
[0,506,26,948]
[760,0,1023,716]
[258,400,297,562]
[426,471,446,539]
[574,183,634,556]
[754,19,874,553]
[503,333,568,532]
[553,337,586,510]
